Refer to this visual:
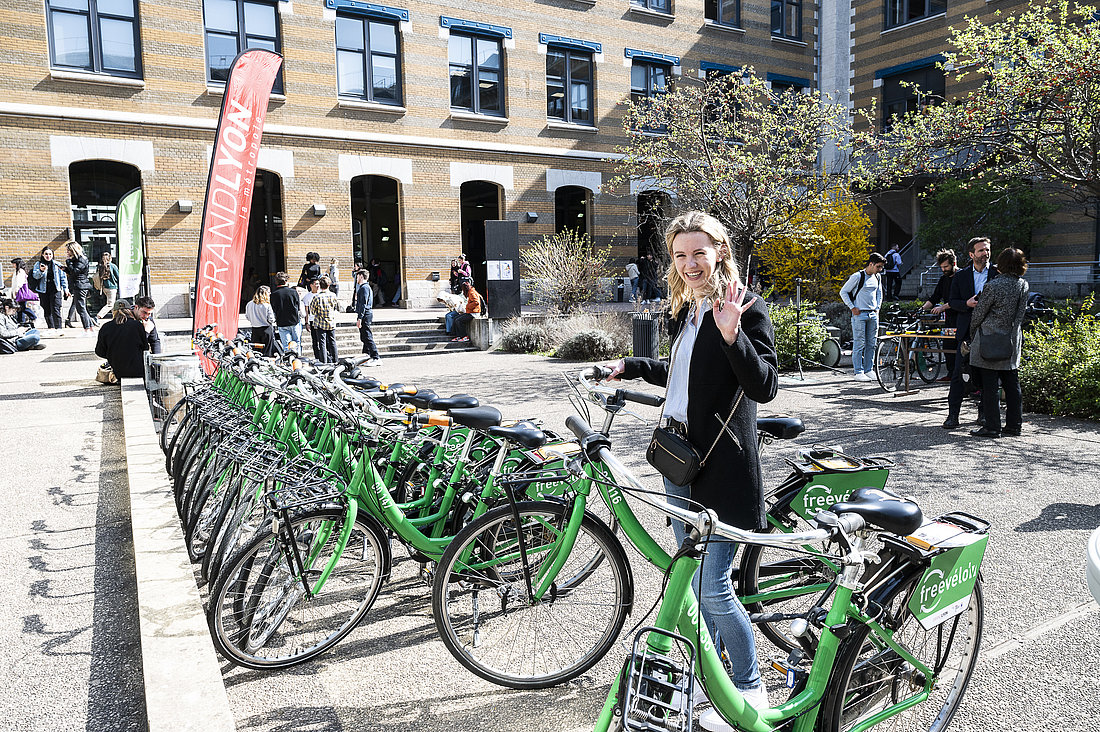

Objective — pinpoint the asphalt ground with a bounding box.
[4,331,1099,731]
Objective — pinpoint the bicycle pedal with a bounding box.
[769,657,807,690]
[418,563,433,585]
[619,626,696,732]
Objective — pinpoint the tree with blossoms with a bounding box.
[609,69,879,274]
[870,1,1100,211]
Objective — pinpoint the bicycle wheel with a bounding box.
[875,339,902,393]
[208,507,388,669]
[914,348,943,384]
[819,573,983,732]
[737,521,839,653]
[432,500,633,689]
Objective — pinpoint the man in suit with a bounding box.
[943,237,997,428]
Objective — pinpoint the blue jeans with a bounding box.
[445,310,459,335]
[630,277,639,300]
[14,328,41,351]
[663,478,762,691]
[278,324,302,352]
[851,311,878,375]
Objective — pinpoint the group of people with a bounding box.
[245,256,389,366]
[625,254,664,303]
[842,236,1029,437]
[2,243,125,354]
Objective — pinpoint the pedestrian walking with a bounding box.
[94,251,120,319]
[63,241,94,335]
[307,276,339,363]
[30,245,68,333]
[884,242,903,301]
[968,248,1028,438]
[353,269,381,366]
[245,285,277,355]
[270,271,302,352]
[626,257,640,301]
[839,252,886,381]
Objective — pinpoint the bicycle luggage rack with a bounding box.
[263,450,348,512]
[618,626,697,732]
[237,437,291,483]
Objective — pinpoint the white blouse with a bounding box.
[664,302,707,424]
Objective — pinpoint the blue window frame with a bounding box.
[203,0,284,93]
[878,58,945,129]
[705,0,741,27]
[46,0,142,77]
[544,37,596,125]
[336,11,401,104]
[885,0,946,30]
[771,0,802,40]
[449,32,503,115]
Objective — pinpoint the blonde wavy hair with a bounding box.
[663,211,740,315]
[65,240,85,259]
[252,285,271,305]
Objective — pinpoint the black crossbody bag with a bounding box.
[647,389,744,487]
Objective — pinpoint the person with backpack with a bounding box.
[839,252,886,381]
[884,243,903,301]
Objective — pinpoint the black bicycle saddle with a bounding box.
[831,487,923,536]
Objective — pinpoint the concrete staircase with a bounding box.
[328,317,479,357]
[900,252,940,301]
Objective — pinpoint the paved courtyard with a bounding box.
[3,336,1099,731]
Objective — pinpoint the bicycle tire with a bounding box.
[185,463,236,564]
[875,339,902,393]
[737,521,839,653]
[914,348,943,384]
[432,500,632,690]
[819,572,983,732]
[161,399,191,466]
[208,507,389,669]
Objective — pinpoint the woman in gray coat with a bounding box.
[969,247,1029,437]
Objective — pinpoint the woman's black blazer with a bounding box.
[621,298,779,529]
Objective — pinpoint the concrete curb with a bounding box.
[120,378,235,732]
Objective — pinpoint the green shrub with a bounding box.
[554,329,618,361]
[1019,294,1100,420]
[768,301,827,368]
[499,323,551,354]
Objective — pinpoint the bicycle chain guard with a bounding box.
[618,626,696,732]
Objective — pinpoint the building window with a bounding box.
[449,33,503,116]
[881,65,944,129]
[885,0,946,30]
[46,0,142,77]
[203,0,283,93]
[631,61,670,106]
[705,0,740,27]
[547,48,593,125]
[771,0,802,40]
[336,13,401,104]
[631,0,671,13]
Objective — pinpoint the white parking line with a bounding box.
[981,600,1099,659]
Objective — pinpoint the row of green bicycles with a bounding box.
[162,326,989,732]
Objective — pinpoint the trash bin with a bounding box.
[632,311,659,360]
[144,352,203,428]
[615,278,625,303]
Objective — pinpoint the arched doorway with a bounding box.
[460,180,501,290]
[636,190,669,259]
[555,185,590,238]
[69,160,142,310]
[350,175,401,303]
[241,169,285,309]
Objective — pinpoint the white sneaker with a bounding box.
[697,686,769,732]
[366,358,382,367]
[855,372,873,382]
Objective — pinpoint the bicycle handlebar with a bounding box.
[576,368,666,408]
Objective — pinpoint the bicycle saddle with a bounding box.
[757,415,805,440]
[830,487,923,537]
[400,390,439,410]
[430,394,480,410]
[448,406,503,430]
[488,424,547,449]
[344,377,383,390]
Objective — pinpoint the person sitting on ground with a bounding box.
[0,297,44,352]
[450,282,482,343]
[95,299,156,378]
[308,276,340,363]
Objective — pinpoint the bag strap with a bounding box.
[701,388,745,466]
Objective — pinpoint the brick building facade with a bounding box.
[0,1,1093,315]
